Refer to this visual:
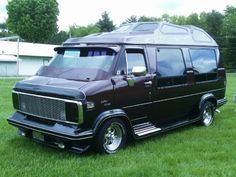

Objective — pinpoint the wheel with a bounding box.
[199,101,215,126]
[95,118,127,154]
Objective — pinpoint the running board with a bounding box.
[133,122,161,137]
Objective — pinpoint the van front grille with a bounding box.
[12,91,83,124]
[18,93,66,121]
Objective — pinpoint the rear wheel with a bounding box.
[199,101,215,126]
[95,118,127,154]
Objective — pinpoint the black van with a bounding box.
[7,22,227,154]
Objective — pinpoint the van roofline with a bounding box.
[54,45,121,52]
[63,22,218,47]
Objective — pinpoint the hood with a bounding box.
[14,76,87,100]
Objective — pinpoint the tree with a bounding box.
[69,24,100,37]
[205,10,223,39]
[6,0,59,43]
[138,16,159,22]
[221,6,236,68]
[125,15,138,23]
[0,23,7,32]
[221,6,236,37]
[198,12,208,30]
[46,31,70,45]
[169,15,187,25]
[186,13,202,27]
[0,22,14,37]
[97,11,115,32]
[160,14,171,22]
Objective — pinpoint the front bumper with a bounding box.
[7,112,94,153]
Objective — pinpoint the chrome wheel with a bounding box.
[103,123,123,152]
[200,102,214,126]
[96,119,127,154]
[202,106,213,126]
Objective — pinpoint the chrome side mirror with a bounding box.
[132,66,147,76]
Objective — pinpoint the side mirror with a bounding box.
[132,66,147,76]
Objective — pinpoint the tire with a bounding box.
[95,118,127,154]
[199,101,215,126]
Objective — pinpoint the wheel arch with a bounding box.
[199,93,217,111]
[92,109,132,135]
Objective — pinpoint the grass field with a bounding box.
[0,74,236,177]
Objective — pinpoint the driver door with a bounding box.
[112,47,153,121]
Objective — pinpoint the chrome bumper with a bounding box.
[7,112,93,141]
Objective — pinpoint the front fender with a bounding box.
[92,109,130,134]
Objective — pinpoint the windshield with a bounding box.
[37,48,116,81]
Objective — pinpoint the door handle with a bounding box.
[144,81,152,86]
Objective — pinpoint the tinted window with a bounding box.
[116,49,147,75]
[189,49,217,73]
[37,48,116,81]
[156,48,185,77]
[126,49,146,74]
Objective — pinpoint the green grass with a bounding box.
[0,74,236,177]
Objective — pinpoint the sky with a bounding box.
[0,0,236,31]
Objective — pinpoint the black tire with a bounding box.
[199,101,215,126]
[95,118,127,154]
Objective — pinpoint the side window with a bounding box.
[116,52,127,75]
[189,49,217,73]
[156,48,186,87]
[126,49,146,74]
[189,49,217,82]
[156,48,185,77]
[116,49,147,76]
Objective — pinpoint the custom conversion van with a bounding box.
[7,22,227,154]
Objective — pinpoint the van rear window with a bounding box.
[156,48,185,77]
[189,49,217,73]
[156,48,187,87]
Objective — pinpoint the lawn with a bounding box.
[0,74,236,177]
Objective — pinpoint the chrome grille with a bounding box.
[18,93,66,121]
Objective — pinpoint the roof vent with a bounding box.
[133,23,159,32]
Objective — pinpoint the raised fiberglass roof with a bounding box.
[63,22,218,47]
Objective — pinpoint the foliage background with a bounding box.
[1,2,236,68]
[6,0,59,43]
